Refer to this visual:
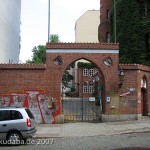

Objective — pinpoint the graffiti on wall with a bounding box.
[0,90,61,124]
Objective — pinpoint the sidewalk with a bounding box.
[35,117,150,138]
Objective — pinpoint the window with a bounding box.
[89,85,94,93]
[89,69,94,76]
[0,110,22,121]
[0,110,9,121]
[107,10,110,19]
[10,110,23,120]
[25,109,34,119]
[83,68,88,76]
[103,57,112,66]
[53,56,62,65]
[83,85,88,93]
[95,69,98,74]
[141,1,150,18]
[106,32,110,43]
[141,77,147,89]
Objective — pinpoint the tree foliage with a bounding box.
[77,62,95,68]
[26,34,60,64]
[26,34,74,87]
[62,70,74,87]
[26,45,46,64]
[110,0,150,65]
[49,34,60,43]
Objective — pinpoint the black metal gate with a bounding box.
[62,97,102,122]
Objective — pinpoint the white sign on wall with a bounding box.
[106,97,110,102]
[89,97,95,102]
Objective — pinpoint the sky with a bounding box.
[20,0,100,62]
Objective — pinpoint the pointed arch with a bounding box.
[141,75,148,116]
[141,75,147,89]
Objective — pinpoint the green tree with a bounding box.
[26,34,60,64]
[26,34,74,88]
[62,70,74,87]
[26,45,46,64]
[49,34,60,43]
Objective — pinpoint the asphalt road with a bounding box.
[1,132,150,150]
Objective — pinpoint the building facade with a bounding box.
[75,10,100,43]
[74,10,100,96]
[0,0,21,63]
[98,0,112,43]
[98,0,150,61]
[76,63,98,98]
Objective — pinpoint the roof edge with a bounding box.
[119,64,150,72]
[46,42,119,50]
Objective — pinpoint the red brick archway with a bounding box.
[46,43,119,102]
[45,43,120,122]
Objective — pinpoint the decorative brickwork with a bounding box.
[0,64,46,69]
[46,42,119,49]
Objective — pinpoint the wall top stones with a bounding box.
[119,64,150,72]
[0,64,46,70]
[46,42,119,50]
[1,63,149,72]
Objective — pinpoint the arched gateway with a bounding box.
[0,43,150,124]
[46,43,120,122]
[46,43,119,96]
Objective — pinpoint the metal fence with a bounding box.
[62,97,102,122]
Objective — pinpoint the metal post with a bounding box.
[114,0,117,43]
[48,0,50,43]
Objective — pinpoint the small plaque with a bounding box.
[89,97,95,102]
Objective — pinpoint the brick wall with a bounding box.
[0,64,47,94]
[119,64,150,115]
[0,43,150,122]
